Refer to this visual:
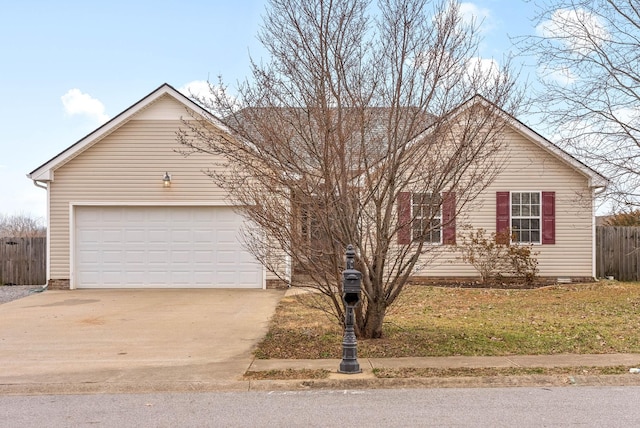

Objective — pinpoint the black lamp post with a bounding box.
[339,244,362,374]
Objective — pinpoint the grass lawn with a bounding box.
[254,281,640,359]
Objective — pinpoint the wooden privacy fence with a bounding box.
[596,226,640,281]
[0,237,46,285]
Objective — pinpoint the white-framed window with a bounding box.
[411,192,442,244]
[511,191,541,244]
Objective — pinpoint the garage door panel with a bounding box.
[78,250,99,263]
[171,270,191,283]
[125,229,146,243]
[148,229,168,243]
[172,250,191,264]
[78,228,100,243]
[193,251,213,263]
[126,271,146,284]
[171,229,191,243]
[102,209,124,222]
[124,250,145,263]
[147,209,169,221]
[217,250,237,263]
[102,229,123,242]
[75,206,262,288]
[217,230,238,243]
[193,230,214,242]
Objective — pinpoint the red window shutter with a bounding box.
[542,191,556,244]
[442,192,456,245]
[398,192,411,245]
[496,192,510,244]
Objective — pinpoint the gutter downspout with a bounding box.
[33,180,47,190]
[30,179,49,292]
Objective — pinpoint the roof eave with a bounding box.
[505,115,609,189]
[27,83,217,182]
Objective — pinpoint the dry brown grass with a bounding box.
[254,281,640,359]
[244,369,330,380]
[373,366,635,378]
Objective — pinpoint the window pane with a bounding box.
[412,221,423,239]
[531,192,540,204]
[531,230,540,242]
[509,191,541,243]
[531,205,540,216]
[426,206,435,218]
[411,192,441,242]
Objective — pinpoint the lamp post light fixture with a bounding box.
[163,172,171,187]
[338,244,362,374]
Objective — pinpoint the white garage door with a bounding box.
[74,206,263,288]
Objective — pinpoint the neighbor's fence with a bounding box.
[596,226,640,281]
[0,237,46,285]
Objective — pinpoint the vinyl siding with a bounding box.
[48,95,244,281]
[48,93,597,282]
[413,123,595,278]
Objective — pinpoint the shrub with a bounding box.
[507,244,539,285]
[459,227,538,285]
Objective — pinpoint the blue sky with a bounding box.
[1,0,538,219]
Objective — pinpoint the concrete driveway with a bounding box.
[0,288,284,393]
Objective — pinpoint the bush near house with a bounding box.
[458,228,539,286]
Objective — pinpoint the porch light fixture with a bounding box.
[163,172,171,187]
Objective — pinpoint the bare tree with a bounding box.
[603,209,640,226]
[519,0,640,209]
[0,213,46,238]
[179,0,521,338]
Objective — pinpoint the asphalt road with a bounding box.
[3,386,640,427]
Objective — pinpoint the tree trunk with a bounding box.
[358,301,386,339]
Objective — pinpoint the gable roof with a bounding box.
[30,84,608,191]
[413,94,609,189]
[28,83,223,182]
[225,105,435,171]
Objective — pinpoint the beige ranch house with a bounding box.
[28,84,608,290]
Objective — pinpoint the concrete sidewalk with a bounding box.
[249,353,640,373]
[3,352,640,395]
[243,354,640,391]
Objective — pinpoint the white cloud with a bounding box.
[61,89,109,124]
[179,80,240,114]
[179,80,215,105]
[466,57,502,83]
[537,8,609,53]
[459,2,493,33]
